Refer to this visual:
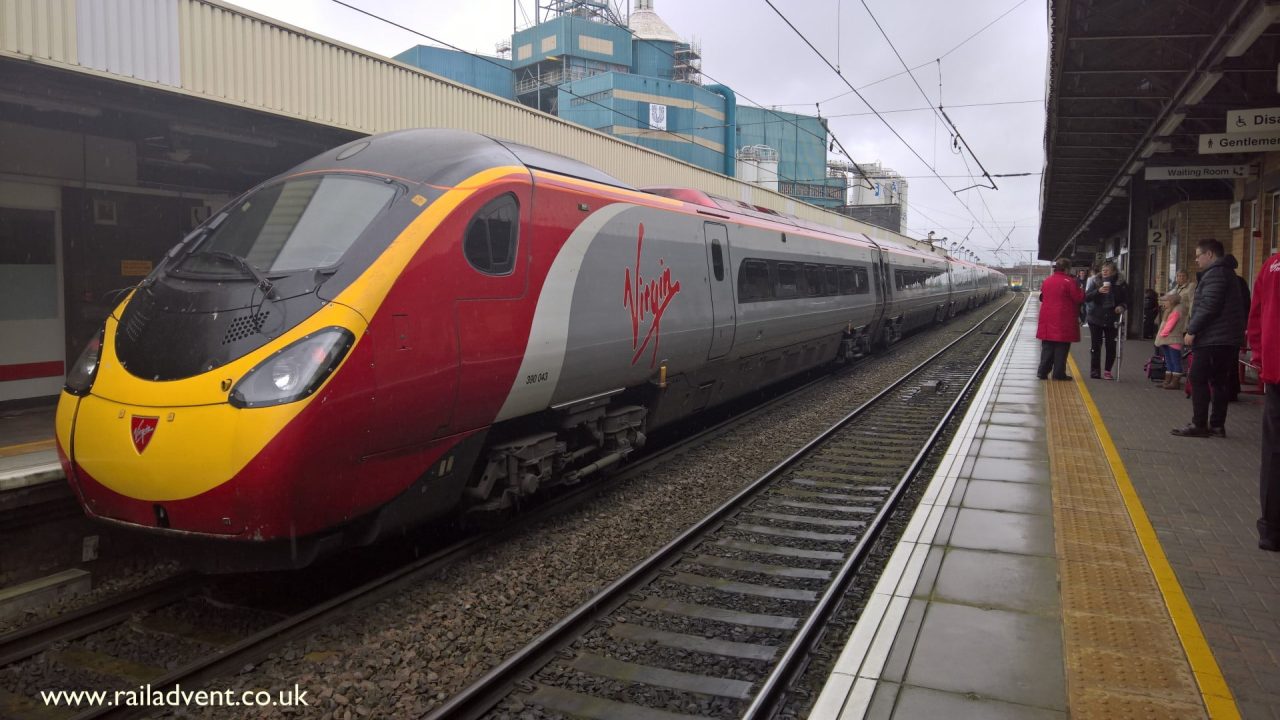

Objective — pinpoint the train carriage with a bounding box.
[54,129,1003,568]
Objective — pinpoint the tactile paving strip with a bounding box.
[1044,376,1210,719]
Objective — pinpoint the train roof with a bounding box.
[289,128,634,192]
[290,130,989,269]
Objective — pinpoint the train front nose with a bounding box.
[67,395,298,535]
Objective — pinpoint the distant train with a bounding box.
[54,129,1004,568]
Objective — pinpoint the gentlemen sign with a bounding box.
[1199,131,1280,154]
[1144,165,1253,180]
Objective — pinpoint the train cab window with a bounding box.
[803,264,823,296]
[711,240,725,282]
[738,259,773,301]
[177,174,397,276]
[824,266,838,295]
[464,193,519,275]
[775,262,798,298]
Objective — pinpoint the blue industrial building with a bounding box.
[392,45,514,100]
[394,0,845,207]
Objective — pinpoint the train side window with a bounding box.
[852,266,870,294]
[776,262,798,298]
[838,266,856,294]
[803,264,823,296]
[824,266,838,295]
[711,240,724,282]
[463,193,519,275]
[738,259,773,301]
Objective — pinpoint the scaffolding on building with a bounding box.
[673,39,701,85]
[515,0,630,31]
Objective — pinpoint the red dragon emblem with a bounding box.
[623,223,681,368]
[130,415,158,454]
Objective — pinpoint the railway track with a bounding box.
[428,299,1021,720]
[0,298,1017,719]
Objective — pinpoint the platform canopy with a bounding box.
[1040,0,1274,261]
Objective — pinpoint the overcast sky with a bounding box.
[227,0,1048,266]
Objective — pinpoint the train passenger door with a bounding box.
[703,222,735,359]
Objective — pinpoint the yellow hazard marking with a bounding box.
[1066,355,1240,719]
[0,438,54,457]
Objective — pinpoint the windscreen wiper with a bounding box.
[190,251,277,299]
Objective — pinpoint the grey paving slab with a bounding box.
[947,507,1055,557]
[975,438,1048,461]
[931,548,1061,615]
[874,684,1067,720]
[992,402,1038,415]
[961,479,1052,515]
[880,599,928,683]
[1067,339,1280,718]
[967,457,1050,484]
[988,412,1044,427]
[979,424,1042,442]
[995,391,1042,404]
[903,602,1067,710]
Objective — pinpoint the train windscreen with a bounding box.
[177,174,397,276]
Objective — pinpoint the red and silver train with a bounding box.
[55,129,1004,568]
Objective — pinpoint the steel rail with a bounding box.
[426,296,1021,720]
[743,299,1022,718]
[0,574,203,668]
[60,300,939,719]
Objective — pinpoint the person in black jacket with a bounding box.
[1224,254,1252,402]
[1172,239,1248,437]
[1084,261,1128,379]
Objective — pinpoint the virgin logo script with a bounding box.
[623,223,681,368]
[130,416,158,454]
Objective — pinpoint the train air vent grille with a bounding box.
[222,312,269,345]
[124,307,150,342]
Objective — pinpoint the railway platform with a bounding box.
[812,297,1277,720]
[0,400,64,512]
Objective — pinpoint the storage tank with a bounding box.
[736,144,779,191]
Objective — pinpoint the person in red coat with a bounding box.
[1248,251,1280,551]
[1037,257,1085,380]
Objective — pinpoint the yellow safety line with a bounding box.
[0,438,54,458]
[1067,355,1241,719]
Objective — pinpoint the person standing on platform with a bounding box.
[1154,292,1187,389]
[1171,239,1247,438]
[1248,250,1280,551]
[1085,261,1128,380]
[1224,254,1252,402]
[1037,257,1085,381]
[1173,269,1196,315]
[1142,288,1159,339]
[1076,269,1090,326]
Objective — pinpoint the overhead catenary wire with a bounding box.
[762,0,1003,253]
[858,0,998,192]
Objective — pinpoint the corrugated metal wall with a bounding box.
[0,0,911,245]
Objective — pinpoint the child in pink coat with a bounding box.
[1154,292,1188,389]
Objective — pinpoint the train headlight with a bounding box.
[64,329,104,396]
[229,328,355,408]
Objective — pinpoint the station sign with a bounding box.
[1198,130,1280,154]
[1144,164,1254,180]
[1226,107,1280,133]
